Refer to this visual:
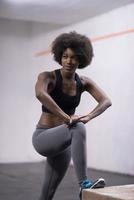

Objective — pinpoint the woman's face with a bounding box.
[61,48,79,72]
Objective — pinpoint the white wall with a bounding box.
[0,19,62,162]
[0,3,134,175]
[0,18,38,162]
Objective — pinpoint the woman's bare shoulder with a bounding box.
[80,75,92,86]
[79,75,98,92]
[37,70,56,81]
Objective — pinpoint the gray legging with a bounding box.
[32,122,87,200]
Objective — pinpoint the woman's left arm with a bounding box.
[79,76,112,123]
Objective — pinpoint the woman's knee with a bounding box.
[72,122,86,139]
[75,122,86,131]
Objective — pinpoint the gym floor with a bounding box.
[0,162,134,200]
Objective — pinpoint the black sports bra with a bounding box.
[42,69,84,115]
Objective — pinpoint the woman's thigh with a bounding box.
[32,124,72,157]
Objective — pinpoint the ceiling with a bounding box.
[0,0,133,26]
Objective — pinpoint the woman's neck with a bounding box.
[60,68,75,80]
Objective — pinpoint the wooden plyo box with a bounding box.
[82,184,134,200]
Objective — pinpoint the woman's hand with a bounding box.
[67,114,92,127]
[78,114,92,124]
[71,115,84,124]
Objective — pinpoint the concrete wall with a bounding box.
[0,3,134,175]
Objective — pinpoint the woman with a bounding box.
[32,31,112,200]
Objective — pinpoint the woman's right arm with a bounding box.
[35,72,71,123]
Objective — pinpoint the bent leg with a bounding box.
[39,147,71,200]
[32,124,71,157]
[32,122,88,188]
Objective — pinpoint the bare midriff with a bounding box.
[38,113,65,128]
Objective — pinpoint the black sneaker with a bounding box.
[79,178,105,199]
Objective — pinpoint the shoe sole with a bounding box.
[90,178,105,189]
